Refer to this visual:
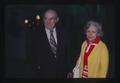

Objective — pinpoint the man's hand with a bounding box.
[67,72,73,78]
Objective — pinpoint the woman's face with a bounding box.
[86,25,98,42]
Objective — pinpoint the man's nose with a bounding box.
[46,20,51,23]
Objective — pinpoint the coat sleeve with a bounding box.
[99,43,109,78]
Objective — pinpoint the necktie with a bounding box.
[49,30,57,57]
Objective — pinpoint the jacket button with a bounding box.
[37,65,40,70]
[54,55,56,58]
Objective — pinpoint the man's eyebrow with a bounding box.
[44,17,56,19]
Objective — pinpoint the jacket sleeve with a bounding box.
[99,43,109,78]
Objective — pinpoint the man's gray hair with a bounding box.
[43,9,58,19]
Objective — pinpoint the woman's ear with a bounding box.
[84,30,86,35]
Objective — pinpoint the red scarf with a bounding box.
[82,36,100,78]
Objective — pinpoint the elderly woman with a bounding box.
[73,20,109,78]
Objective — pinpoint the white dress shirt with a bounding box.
[45,27,57,44]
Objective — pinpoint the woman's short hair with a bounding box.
[84,20,104,37]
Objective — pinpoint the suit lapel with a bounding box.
[42,27,52,51]
[40,27,62,57]
[42,27,59,57]
[56,27,62,56]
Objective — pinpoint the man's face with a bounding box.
[43,10,59,30]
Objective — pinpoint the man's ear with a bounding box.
[56,17,59,22]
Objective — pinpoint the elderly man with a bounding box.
[26,9,73,78]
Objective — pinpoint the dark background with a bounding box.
[4,5,115,78]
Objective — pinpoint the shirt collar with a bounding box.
[45,27,56,33]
